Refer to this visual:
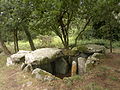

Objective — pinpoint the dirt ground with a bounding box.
[0,49,120,90]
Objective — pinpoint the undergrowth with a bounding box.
[5,36,120,51]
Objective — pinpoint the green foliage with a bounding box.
[91,0,120,41]
[77,45,88,53]
[5,37,120,52]
[77,39,120,48]
[1,0,120,50]
[0,0,36,41]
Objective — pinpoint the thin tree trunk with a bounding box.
[0,33,11,56]
[75,16,92,46]
[58,11,71,49]
[14,33,17,53]
[107,2,113,53]
[109,26,113,53]
[110,38,112,53]
[24,29,36,51]
[13,30,19,53]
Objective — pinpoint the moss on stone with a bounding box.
[94,54,105,59]
[86,63,95,72]
[77,45,88,53]
[62,45,88,56]
[38,70,51,76]
[62,49,72,56]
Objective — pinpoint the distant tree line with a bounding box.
[0,0,119,55]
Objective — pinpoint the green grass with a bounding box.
[0,53,7,68]
[63,75,83,86]
[77,39,120,48]
[83,82,108,90]
[0,53,38,90]
[98,66,112,72]
[108,76,119,81]
[6,36,120,52]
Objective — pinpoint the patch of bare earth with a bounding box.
[0,49,120,90]
[71,50,120,90]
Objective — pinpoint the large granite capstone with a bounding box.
[25,48,63,65]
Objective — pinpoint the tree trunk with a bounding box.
[109,29,113,53]
[13,29,19,53]
[24,29,36,51]
[110,38,112,53]
[75,16,92,46]
[109,24,113,53]
[0,33,11,56]
[58,11,70,49]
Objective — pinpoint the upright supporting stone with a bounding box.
[55,58,68,75]
[78,57,86,75]
[71,61,77,76]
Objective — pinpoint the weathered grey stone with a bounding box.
[32,68,58,81]
[21,63,27,70]
[85,59,95,72]
[79,53,88,58]
[25,48,63,65]
[11,50,31,62]
[55,58,68,74]
[92,53,104,59]
[6,50,31,66]
[6,57,15,66]
[78,57,86,75]
[38,62,53,74]
[85,53,103,71]
[87,53,103,63]
[23,64,33,72]
[85,44,106,53]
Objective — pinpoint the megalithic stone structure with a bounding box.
[71,61,77,76]
[78,57,86,75]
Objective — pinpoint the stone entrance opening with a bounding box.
[7,45,106,80]
[31,57,71,79]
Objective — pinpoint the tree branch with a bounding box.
[74,16,92,47]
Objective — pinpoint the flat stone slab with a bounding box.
[6,50,31,66]
[32,68,60,81]
[85,44,106,53]
[25,48,63,65]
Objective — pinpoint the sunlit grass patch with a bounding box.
[0,53,7,68]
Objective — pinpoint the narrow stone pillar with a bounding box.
[78,57,86,75]
[71,61,77,76]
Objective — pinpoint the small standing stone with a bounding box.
[78,57,86,75]
[71,61,77,76]
[6,57,14,66]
